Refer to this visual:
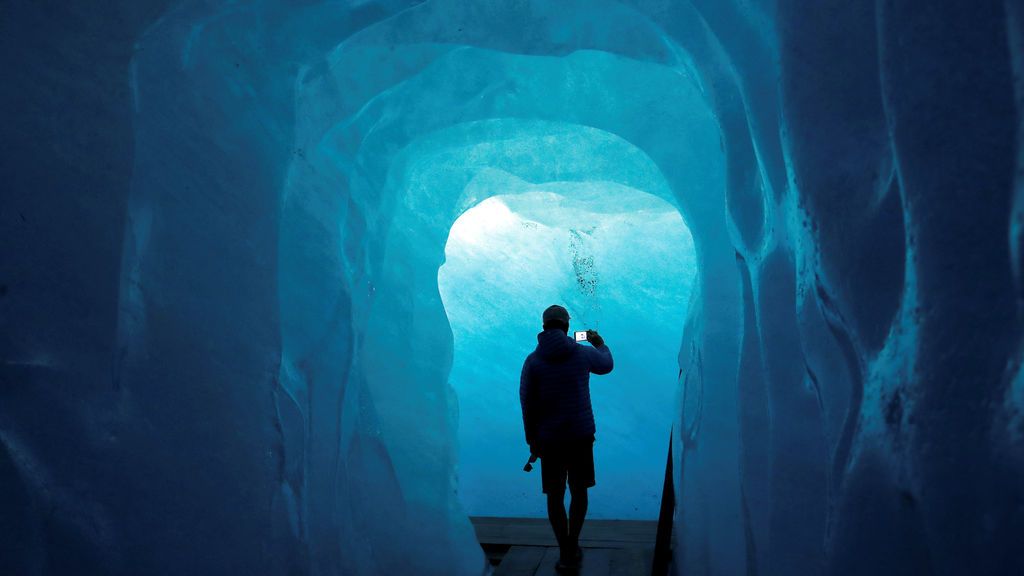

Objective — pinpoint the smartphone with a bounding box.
[574,330,588,342]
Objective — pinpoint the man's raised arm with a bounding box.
[585,330,613,375]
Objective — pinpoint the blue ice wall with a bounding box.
[2,1,1023,575]
[440,187,695,519]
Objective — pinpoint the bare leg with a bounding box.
[568,486,588,554]
[546,490,569,554]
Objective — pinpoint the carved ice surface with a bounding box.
[1,1,1022,575]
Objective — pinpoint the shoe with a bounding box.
[554,559,577,573]
[555,546,583,572]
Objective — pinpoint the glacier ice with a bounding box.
[1,0,1022,575]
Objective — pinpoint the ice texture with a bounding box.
[1,1,1022,575]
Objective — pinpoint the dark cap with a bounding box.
[542,305,571,325]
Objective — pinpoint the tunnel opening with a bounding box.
[126,1,732,573]
[333,98,722,571]
[439,185,696,521]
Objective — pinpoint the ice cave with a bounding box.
[2,1,1023,575]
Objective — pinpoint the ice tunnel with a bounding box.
[2,1,1023,575]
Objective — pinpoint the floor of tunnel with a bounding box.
[472,517,656,575]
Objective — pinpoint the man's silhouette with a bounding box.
[520,304,613,571]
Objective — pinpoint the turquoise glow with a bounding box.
[440,187,695,519]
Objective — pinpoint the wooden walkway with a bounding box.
[470,517,656,575]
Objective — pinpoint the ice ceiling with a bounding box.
[2,1,1023,575]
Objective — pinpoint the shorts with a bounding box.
[540,436,596,494]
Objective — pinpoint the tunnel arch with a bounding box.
[353,119,701,485]
[274,12,740,573]
[125,1,751,573]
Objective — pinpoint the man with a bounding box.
[520,304,614,571]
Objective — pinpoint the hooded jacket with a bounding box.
[519,328,614,451]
